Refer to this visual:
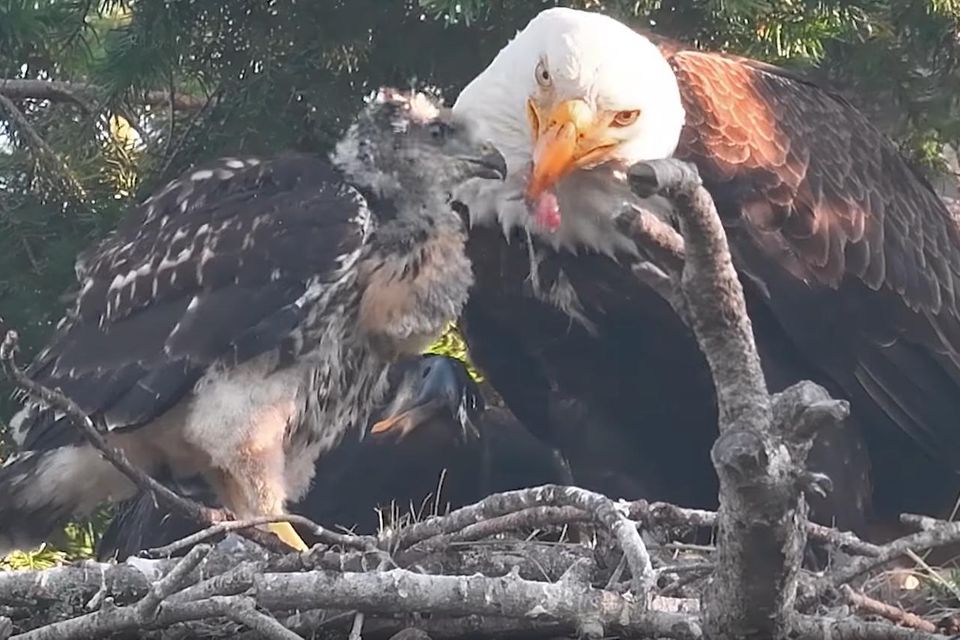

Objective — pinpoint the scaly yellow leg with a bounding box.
[268,521,309,551]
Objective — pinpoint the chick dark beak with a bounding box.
[464,144,507,181]
[371,356,482,443]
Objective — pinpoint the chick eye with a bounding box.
[428,121,449,141]
[612,109,640,127]
[535,60,551,87]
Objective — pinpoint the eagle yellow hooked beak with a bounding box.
[525,98,621,201]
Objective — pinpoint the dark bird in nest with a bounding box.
[0,88,506,554]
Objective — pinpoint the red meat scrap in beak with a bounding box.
[531,189,561,232]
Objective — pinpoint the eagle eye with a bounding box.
[535,60,551,87]
[612,110,640,127]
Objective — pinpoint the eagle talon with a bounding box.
[267,521,309,552]
[800,471,834,499]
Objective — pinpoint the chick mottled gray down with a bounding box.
[1,88,506,553]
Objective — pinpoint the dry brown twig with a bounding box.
[842,585,938,633]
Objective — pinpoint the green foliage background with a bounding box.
[0,0,957,563]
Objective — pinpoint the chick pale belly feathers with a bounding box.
[0,89,504,554]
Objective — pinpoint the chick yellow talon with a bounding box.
[267,521,309,551]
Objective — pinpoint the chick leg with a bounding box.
[210,436,308,552]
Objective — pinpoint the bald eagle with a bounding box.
[0,89,506,554]
[452,8,960,530]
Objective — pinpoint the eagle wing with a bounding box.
[15,154,371,450]
[666,48,960,462]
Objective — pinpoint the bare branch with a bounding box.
[808,519,960,600]
[628,159,848,640]
[791,614,949,640]
[629,500,883,557]
[137,544,211,616]
[227,601,304,640]
[629,159,769,429]
[145,514,375,558]
[254,568,702,639]
[617,204,686,275]
[0,79,210,110]
[417,506,589,548]
[383,485,654,592]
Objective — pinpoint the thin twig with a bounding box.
[810,519,960,600]
[386,485,654,593]
[841,585,938,633]
[145,514,375,558]
[415,506,590,549]
[19,237,42,275]
[156,86,221,183]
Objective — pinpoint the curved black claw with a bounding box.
[800,471,834,499]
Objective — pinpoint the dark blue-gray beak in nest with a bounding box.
[370,354,484,442]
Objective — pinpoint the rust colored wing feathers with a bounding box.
[664,47,960,462]
[668,50,960,318]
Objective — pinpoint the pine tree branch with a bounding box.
[0,79,210,111]
[0,91,85,201]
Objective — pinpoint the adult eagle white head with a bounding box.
[453,7,958,304]
[451,7,960,529]
[453,7,685,253]
[456,8,684,189]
